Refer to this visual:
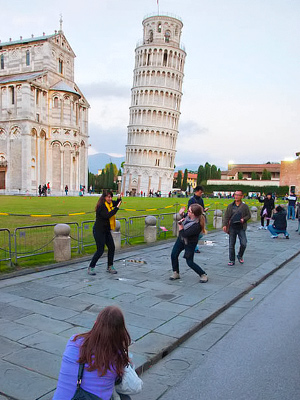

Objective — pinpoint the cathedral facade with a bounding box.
[0,26,89,195]
[122,14,186,196]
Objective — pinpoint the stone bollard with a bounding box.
[54,224,71,262]
[213,209,223,229]
[111,220,121,251]
[172,213,182,236]
[144,215,157,243]
[251,206,258,221]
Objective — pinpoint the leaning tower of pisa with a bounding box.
[122,13,186,196]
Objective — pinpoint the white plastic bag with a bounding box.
[115,364,143,395]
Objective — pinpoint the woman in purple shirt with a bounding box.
[53,306,131,400]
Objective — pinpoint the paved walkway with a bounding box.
[0,221,299,400]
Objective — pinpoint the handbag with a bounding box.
[71,364,102,400]
[115,364,143,395]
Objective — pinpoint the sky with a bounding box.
[1,0,300,169]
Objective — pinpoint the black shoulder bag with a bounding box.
[71,363,102,400]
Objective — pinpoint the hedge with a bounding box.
[202,184,289,196]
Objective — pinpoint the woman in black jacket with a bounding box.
[258,193,275,229]
[170,203,208,283]
[88,190,122,275]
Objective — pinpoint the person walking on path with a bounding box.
[297,202,300,234]
[258,192,275,229]
[267,205,289,239]
[222,190,251,266]
[53,306,132,400]
[188,185,209,253]
[170,203,208,283]
[88,190,122,275]
[286,192,297,220]
[65,185,68,195]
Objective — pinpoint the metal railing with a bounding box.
[1,210,230,268]
[157,213,175,238]
[127,214,160,243]
[0,228,12,266]
[14,222,80,261]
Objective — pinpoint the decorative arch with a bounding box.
[10,126,21,137]
[0,128,7,140]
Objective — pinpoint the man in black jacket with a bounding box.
[267,206,289,239]
[222,190,251,266]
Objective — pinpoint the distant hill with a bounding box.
[88,155,225,175]
[88,153,125,174]
[175,163,199,172]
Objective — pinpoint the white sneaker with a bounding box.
[264,226,268,230]
[258,226,264,230]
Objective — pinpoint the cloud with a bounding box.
[88,123,126,156]
[179,120,209,137]
[79,81,130,99]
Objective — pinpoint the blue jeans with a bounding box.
[267,225,289,237]
[287,205,295,220]
[228,227,247,262]
[171,237,205,276]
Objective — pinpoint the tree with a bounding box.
[88,170,95,190]
[103,170,108,189]
[238,172,243,180]
[217,168,221,179]
[262,169,271,180]
[205,162,211,180]
[251,171,258,180]
[104,163,118,179]
[182,169,188,191]
[211,164,218,179]
[107,163,115,188]
[197,165,205,185]
[176,170,183,188]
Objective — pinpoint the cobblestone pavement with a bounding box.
[0,221,299,400]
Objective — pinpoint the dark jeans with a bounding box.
[260,216,270,226]
[171,237,205,276]
[228,227,247,262]
[89,226,115,268]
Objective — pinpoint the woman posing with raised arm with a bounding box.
[170,203,208,283]
[88,190,122,275]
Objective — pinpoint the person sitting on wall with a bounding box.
[267,205,289,239]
